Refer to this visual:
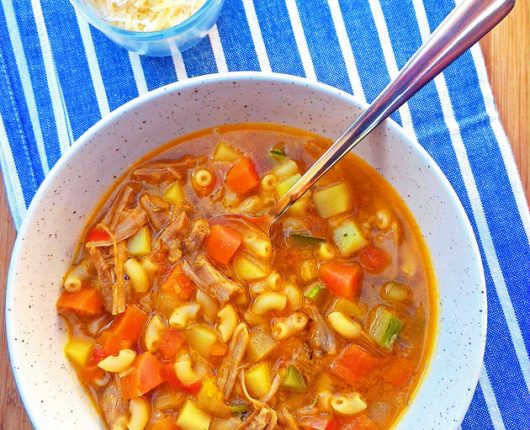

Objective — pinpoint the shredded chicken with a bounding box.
[132,157,195,182]
[306,305,337,355]
[111,241,127,315]
[88,207,147,247]
[261,374,281,403]
[158,211,190,245]
[183,219,210,254]
[236,408,277,430]
[88,246,114,289]
[182,255,241,303]
[218,323,249,398]
[139,193,170,230]
[211,417,243,430]
[278,407,299,430]
[99,380,128,430]
[102,185,136,229]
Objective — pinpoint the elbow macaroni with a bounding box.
[217,304,238,343]
[330,393,367,416]
[272,312,308,340]
[64,260,93,292]
[174,355,199,385]
[124,258,149,293]
[196,290,218,323]
[251,292,287,315]
[327,312,362,339]
[128,397,149,430]
[144,314,166,353]
[284,282,303,311]
[169,303,200,328]
[98,349,136,373]
[243,233,272,259]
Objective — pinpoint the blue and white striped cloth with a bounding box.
[1,0,528,428]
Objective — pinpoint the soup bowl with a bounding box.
[6,72,486,429]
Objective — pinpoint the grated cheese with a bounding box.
[91,0,208,32]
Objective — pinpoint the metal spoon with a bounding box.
[270,0,514,223]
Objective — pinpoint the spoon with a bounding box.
[268,0,514,225]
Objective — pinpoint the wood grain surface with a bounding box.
[0,2,528,428]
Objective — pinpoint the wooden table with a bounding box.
[1,3,528,428]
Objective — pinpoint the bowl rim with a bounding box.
[6,71,487,429]
[68,0,222,40]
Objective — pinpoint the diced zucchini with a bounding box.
[381,281,411,303]
[247,327,278,361]
[276,173,302,199]
[269,148,286,160]
[234,254,268,281]
[304,282,327,302]
[244,362,272,399]
[288,233,325,249]
[197,378,231,418]
[176,400,211,430]
[213,141,242,162]
[313,182,352,218]
[164,181,185,206]
[229,402,249,415]
[127,227,151,257]
[368,306,404,351]
[332,297,368,318]
[186,325,218,357]
[281,365,306,391]
[64,337,94,367]
[333,220,368,256]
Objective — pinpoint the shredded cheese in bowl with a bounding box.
[90,0,208,32]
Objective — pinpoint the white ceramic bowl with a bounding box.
[6,73,486,429]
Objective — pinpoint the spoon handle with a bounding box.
[275,0,514,218]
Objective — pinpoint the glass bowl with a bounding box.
[68,0,226,57]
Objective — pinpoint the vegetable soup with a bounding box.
[57,124,436,430]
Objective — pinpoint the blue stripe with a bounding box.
[251,0,304,76]
[295,0,352,94]
[40,0,101,139]
[423,0,530,369]
[336,0,401,124]
[216,0,260,71]
[12,1,62,166]
[462,383,495,430]
[0,7,40,205]
[140,56,178,90]
[181,35,218,77]
[90,28,140,111]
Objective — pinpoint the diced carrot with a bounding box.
[319,262,364,300]
[330,344,380,385]
[358,245,391,273]
[162,363,202,395]
[57,288,103,316]
[205,224,243,265]
[160,266,194,300]
[80,345,109,383]
[96,330,131,355]
[225,157,260,195]
[325,417,342,430]
[111,305,148,344]
[86,227,111,243]
[158,328,186,361]
[150,416,178,430]
[121,352,164,399]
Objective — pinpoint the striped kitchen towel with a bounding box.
[0,0,528,428]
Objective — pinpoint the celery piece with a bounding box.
[304,282,326,302]
[333,220,368,257]
[64,337,94,367]
[213,141,242,162]
[245,362,272,398]
[247,327,278,361]
[127,227,151,257]
[270,148,286,160]
[281,365,306,391]
[288,233,325,249]
[176,400,211,430]
[368,306,404,351]
[313,182,352,218]
[276,173,302,199]
[186,325,218,357]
